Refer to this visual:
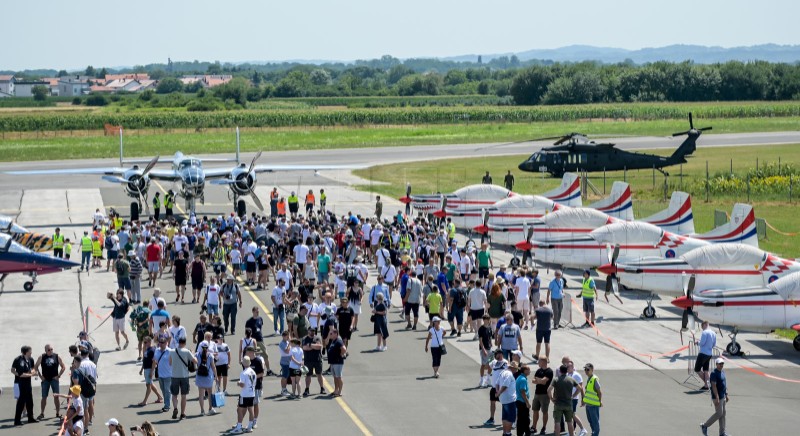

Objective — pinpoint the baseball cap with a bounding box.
[245,346,256,352]
[105,418,119,426]
[200,342,209,348]
[128,250,135,257]
[77,331,87,338]
[432,316,441,322]
[715,357,725,364]
[583,269,591,275]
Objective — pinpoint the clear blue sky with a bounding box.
[3,0,798,70]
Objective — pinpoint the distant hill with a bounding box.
[446,44,800,64]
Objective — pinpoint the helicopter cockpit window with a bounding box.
[527,153,541,163]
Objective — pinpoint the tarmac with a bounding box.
[1,137,799,435]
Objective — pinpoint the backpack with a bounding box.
[77,367,97,397]
[345,265,358,287]
[454,288,467,308]
[104,237,113,250]
[82,341,101,365]
[197,353,210,377]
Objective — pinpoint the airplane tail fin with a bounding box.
[542,173,581,207]
[695,203,758,247]
[641,191,695,235]
[588,182,633,221]
[669,135,697,163]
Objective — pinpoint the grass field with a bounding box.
[353,143,800,258]
[1,117,800,162]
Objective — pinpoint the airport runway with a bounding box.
[1,134,799,435]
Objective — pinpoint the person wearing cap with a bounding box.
[485,349,507,425]
[496,357,518,436]
[106,417,125,435]
[701,358,729,436]
[424,316,447,378]
[221,274,243,335]
[231,356,257,434]
[579,270,597,328]
[582,363,602,436]
[54,384,84,435]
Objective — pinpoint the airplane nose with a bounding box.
[473,224,489,234]
[433,209,447,218]
[399,196,411,204]
[515,240,533,251]
[671,295,693,310]
[596,263,617,276]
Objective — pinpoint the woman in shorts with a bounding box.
[288,338,304,399]
[214,334,231,393]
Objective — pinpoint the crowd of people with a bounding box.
[10,192,619,436]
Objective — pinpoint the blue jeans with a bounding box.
[273,305,285,333]
[207,303,219,316]
[81,251,91,269]
[586,405,600,436]
[158,377,172,409]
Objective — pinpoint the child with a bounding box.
[54,385,84,436]
[64,238,72,260]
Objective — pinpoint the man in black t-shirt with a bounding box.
[326,329,347,397]
[12,345,37,426]
[193,314,213,351]
[245,307,275,377]
[335,299,355,346]
[33,344,66,419]
[477,315,494,388]
[302,328,325,396]
[531,356,554,434]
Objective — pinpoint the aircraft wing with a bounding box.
[146,169,182,181]
[252,164,364,173]
[5,167,129,176]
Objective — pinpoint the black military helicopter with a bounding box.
[517,113,710,177]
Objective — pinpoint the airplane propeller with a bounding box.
[514,221,535,252]
[248,151,263,175]
[672,112,712,137]
[250,192,265,211]
[680,272,697,333]
[433,196,448,219]
[474,208,490,235]
[603,243,621,295]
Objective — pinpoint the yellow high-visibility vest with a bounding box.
[92,240,102,257]
[81,236,93,252]
[288,195,299,205]
[584,375,601,406]
[52,234,64,249]
[582,278,596,299]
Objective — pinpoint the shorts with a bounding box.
[553,404,574,422]
[469,308,485,320]
[290,368,302,377]
[306,361,323,376]
[136,329,149,342]
[583,298,595,313]
[280,364,291,379]
[213,264,226,274]
[351,303,362,315]
[501,402,517,423]
[238,396,255,408]
[113,318,126,333]
[531,292,540,308]
[489,387,499,402]
[109,250,118,260]
[478,266,489,278]
[535,330,551,344]
[694,353,712,372]
[404,302,420,318]
[170,377,190,395]
[532,394,550,412]
[246,262,256,273]
[519,299,531,312]
[143,368,154,384]
[216,364,229,377]
[340,328,352,341]
[331,364,344,378]
[117,277,132,290]
[41,379,59,398]
[254,389,262,404]
[207,303,219,315]
[447,307,464,325]
[317,272,329,283]
[480,349,492,365]
[148,262,160,273]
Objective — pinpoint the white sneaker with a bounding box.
[374,346,382,351]
[382,345,388,351]
[281,389,290,397]
[210,408,217,414]
[478,377,484,387]
[230,425,244,434]
[252,419,258,429]
[578,428,587,436]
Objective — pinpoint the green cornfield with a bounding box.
[2,101,800,133]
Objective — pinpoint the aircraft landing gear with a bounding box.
[23,272,38,292]
[725,328,743,356]
[642,295,656,319]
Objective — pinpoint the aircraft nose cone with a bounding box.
[596,263,617,276]
[515,241,533,251]
[433,209,447,219]
[473,225,489,235]
[671,296,693,310]
[399,196,411,204]
[185,169,205,187]
[518,162,531,171]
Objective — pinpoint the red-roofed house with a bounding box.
[104,73,150,82]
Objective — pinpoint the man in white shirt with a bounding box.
[515,271,532,329]
[468,283,488,339]
[293,241,310,275]
[276,264,293,291]
[370,226,382,263]
[380,263,397,304]
[459,249,473,281]
[376,245,390,269]
[496,362,518,436]
[271,279,287,334]
[231,356,256,434]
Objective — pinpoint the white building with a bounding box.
[58,76,91,97]
[13,81,49,97]
[0,75,14,97]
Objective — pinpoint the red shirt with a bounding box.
[146,243,161,262]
